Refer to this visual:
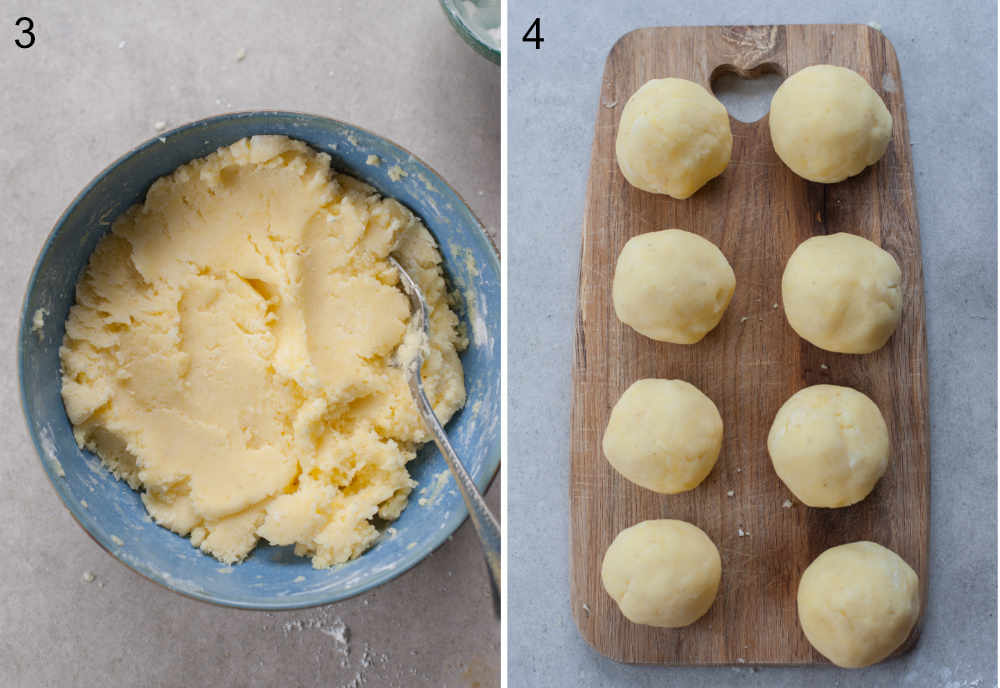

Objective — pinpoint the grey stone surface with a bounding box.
[509,1,996,686]
[0,2,498,687]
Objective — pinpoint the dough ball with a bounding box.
[613,229,735,344]
[768,385,889,508]
[615,78,733,198]
[603,379,723,494]
[769,65,892,183]
[602,519,721,628]
[781,232,902,353]
[798,541,920,667]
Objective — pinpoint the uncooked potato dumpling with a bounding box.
[798,541,920,668]
[613,229,735,344]
[769,65,892,183]
[603,378,723,494]
[768,384,889,508]
[602,519,721,628]
[781,233,902,354]
[615,78,733,198]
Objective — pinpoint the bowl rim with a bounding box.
[438,0,500,65]
[17,109,501,610]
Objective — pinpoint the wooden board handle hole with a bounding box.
[710,64,785,123]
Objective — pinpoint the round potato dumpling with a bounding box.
[798,541,920,668]
[781,233,902,354]
[603,378,723,494]
[769,65,892,183]
[613,229,735,344]
[615,78,733,199]
[602,519,721,628]
[768,384,889,508]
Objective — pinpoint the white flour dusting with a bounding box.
[279,612,350,654]
[272,612,409,684]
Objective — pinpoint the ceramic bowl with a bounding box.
[18,111,500,609]
[439,0,500,64]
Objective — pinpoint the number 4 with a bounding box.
[522,18,543,49]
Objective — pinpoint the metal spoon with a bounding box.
[389,256,501,615]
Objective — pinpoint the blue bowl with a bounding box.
[18,111,500,609]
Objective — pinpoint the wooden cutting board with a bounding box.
[569,24,929,665]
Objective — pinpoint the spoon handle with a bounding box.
[389,255,501,615]
[406,373,501,613]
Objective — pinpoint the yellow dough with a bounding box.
[769,65,892,183]
[612,229,735,344]
[768,385,889,508]
[781,233,902,354]
[615,78,732,199]
[602,379,723,494]
[59,135,466,567]
[798,541,920,668]
[601,519,721,628]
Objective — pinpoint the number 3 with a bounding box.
[15,16,35,49]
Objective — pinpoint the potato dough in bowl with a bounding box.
[59,135,466,568]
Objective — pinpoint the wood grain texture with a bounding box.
[569,24,929,665]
